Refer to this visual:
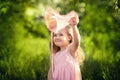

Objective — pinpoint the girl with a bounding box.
[44,8,85,80]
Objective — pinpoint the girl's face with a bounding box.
[53,29,71,48]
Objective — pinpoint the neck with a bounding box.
[60,45,67,51]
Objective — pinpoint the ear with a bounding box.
[68,35,72,42]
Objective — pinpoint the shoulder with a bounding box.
[67,44,77,58]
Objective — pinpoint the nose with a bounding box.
[54,36,61,41]
[54,36,59,39]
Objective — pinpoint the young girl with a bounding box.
[44,8,85,80]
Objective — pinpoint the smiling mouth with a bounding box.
[55,39,61,42]
[55,40,61,42]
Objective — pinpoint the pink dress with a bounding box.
[53,48,81,80]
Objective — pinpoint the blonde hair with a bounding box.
[50,26,85,65]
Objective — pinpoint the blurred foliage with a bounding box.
[0,0,120,80]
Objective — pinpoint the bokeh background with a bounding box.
[0,0,120,80]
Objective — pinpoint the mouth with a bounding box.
[55,40,61,42]
[54,39,62,42]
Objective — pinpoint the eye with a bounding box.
[54,34,57,37]
[59,33,63,36]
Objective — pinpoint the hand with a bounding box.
[68,17,77,26]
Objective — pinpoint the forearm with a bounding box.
[72,25,80,46]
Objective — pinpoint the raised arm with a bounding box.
[68,17,80,57]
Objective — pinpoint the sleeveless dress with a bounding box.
[52,48,81,80]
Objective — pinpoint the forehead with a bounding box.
[54,29,66,34]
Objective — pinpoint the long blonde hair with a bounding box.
[50,26,85,65]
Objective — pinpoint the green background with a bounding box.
[0,0,120,80]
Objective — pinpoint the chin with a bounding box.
[54,43,61,47]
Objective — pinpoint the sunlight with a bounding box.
[38,3,45,16]
[25,8,34,16]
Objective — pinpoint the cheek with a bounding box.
[62,37,69,42]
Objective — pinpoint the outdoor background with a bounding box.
[0,0,120,80]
